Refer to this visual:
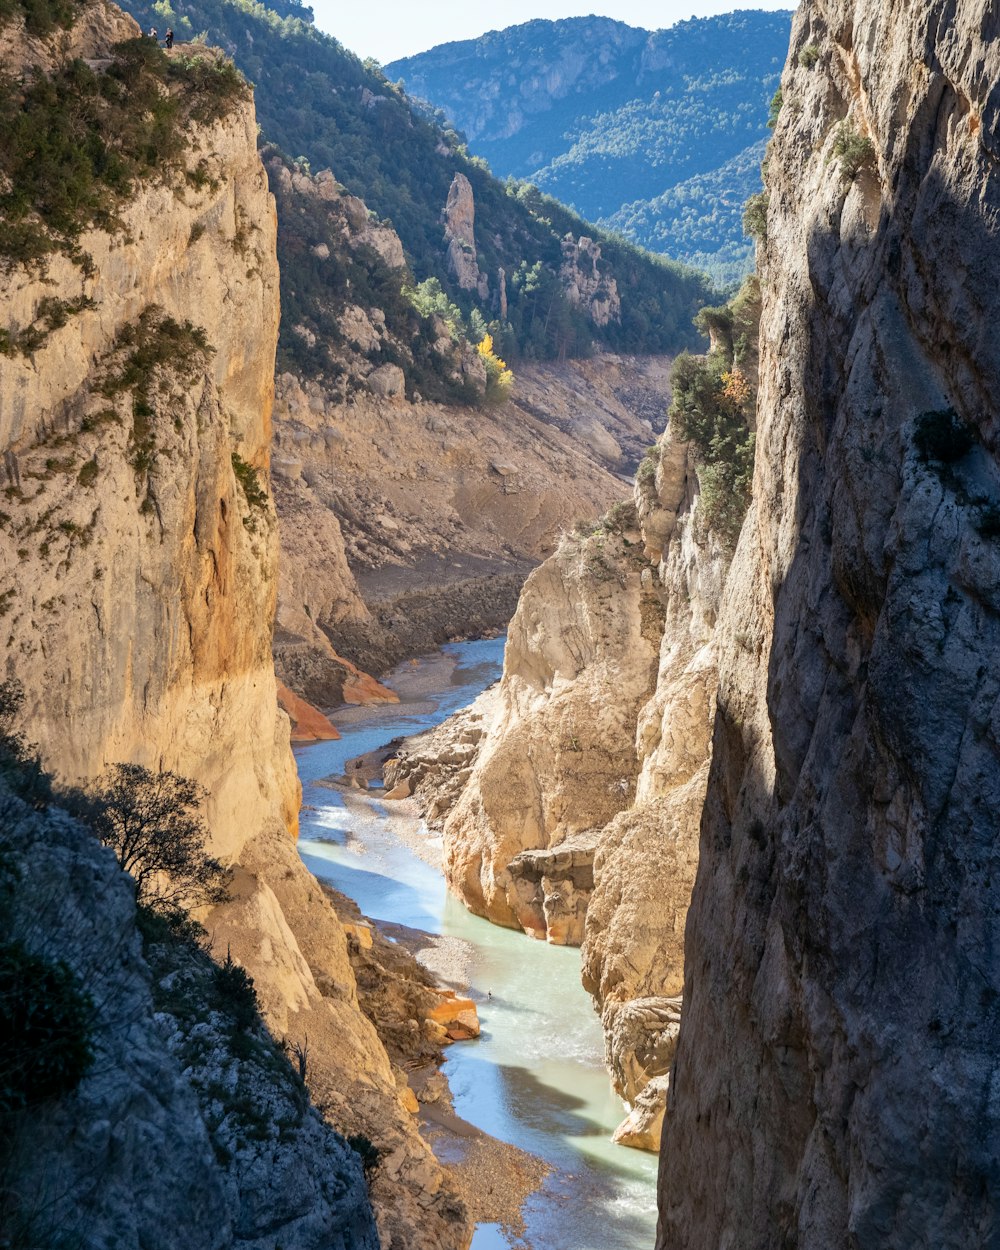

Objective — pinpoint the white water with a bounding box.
[295,638,658,1250]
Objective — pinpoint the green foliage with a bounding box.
[831,122,875,180]
[388,12,791,224]
[0,941,94,1113]
[603,139,766,288]
[0,0,80,36]
[766,87,783,129]
[404,277,465,339]
[265,152,482,401]
[119,0,713,360]
[99,308,212,484]
[0,38,247,269]
[0,296,96,357]
[600,498,638,536]
[798,44,820,69]
[81,763,231,916]
[914,409,974,465]
[742,191,769,242]
[669,274,761,547]
[213,948,260,1032]
[347,1133,381,1179]
[231,453,268,509]
[0,678,50,808]
[76,458,98,487]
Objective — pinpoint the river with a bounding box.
[294,637,658,1250]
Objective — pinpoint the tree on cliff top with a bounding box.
[85,764,231,916]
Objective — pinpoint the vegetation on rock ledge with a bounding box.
[0,35,246,269]
[669,274,761,546]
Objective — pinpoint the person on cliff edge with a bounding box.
[165,27,174,47]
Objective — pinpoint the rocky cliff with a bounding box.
[0,8,472,1247]
[385,418,730,1149]
[0,779,379,1250]
[659,1,1000,1245]
[385,277,759,1153]
[267,154,677,691]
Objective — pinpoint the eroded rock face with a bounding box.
[273,354,672,684]
[560,234,622,327]
[659,3,1000,1245]
[1,787,379,1250]
[390,422,727,1148]
[435,515,665,939]
[443,172,488,299]
[0,10,296,855]
[581,429,727,1119]
[0,10,469,1247]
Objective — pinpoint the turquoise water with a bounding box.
[296,638,658,1250]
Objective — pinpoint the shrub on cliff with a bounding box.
[477,332,514,405]
[0,0,78,36]
[669,274,760,547]
[0,941,94,1114]
[82,764,231,916]
[831,122,875,181]
[0,678,50,809]
[0,37,247,269]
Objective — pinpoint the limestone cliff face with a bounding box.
[268,153,674,694]
[391,425,728,1151]
[560,235,622,328]
[0,10,470,1247]
[443,172,489,299]
[581,429,725,1131]
[0,10,297,853]
[2,785,379,1250]
[659,3,1000,1245]
[435,510,664,942]
[274,353,673,687]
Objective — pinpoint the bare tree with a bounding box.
[290,1035,309,1082]
[85,764,231,914]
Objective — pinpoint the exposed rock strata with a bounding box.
[443,172,489,299]
[660,2,1000,1245]
[267,154,676,693]
[0,9,471,1246]
[388,422,728,1149]
[560,234,621,328]
[398,508,665,940]
[273,354,674,684]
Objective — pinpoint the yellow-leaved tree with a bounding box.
[477,333,514,406]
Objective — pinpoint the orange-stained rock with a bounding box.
[339,654,398,705]
[342,921,374,950]
[276,683,341,742]
[427,991,480,1042]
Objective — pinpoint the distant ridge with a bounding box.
[388,11,794,284]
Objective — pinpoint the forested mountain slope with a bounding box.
[123,0,714,359]
[388,12,792,285]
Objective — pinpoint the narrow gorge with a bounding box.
[3,0,999,1246]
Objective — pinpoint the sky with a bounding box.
[309,0,796,66]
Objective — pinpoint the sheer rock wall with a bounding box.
[659,2,1000,1245]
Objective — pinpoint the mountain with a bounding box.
[119,0,715,360]
[387,11,793,284]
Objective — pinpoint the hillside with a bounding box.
[121,0,714,361]
[387,12,793,284]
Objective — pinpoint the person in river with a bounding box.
[165,27,174,46]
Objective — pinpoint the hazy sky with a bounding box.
[311,1,796,66]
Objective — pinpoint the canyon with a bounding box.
[0,7,483,1246]
[4,0,999,1245]
[385,2,1000,1241]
